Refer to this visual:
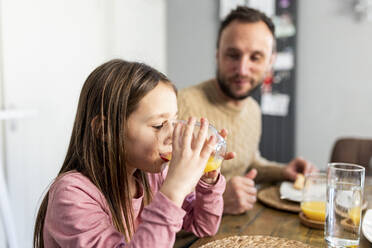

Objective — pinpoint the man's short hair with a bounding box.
[217,6,275,48]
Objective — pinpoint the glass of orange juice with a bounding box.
[301,173,327,222]
[160,120,226,173]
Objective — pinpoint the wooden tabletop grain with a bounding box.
[174,184,372,248]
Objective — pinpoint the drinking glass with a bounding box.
[301,173,327,222]
[325,163,365,247]
[161,120,227,173]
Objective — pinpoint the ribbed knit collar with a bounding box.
[203,78,251,114]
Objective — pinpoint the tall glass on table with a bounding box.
[325,163,365,247]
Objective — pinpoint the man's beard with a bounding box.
[216,70,261,100]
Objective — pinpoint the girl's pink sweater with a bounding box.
[43,168,226,247]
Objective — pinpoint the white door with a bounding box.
[0,0,109,246]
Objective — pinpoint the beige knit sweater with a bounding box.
[177,79,286,182]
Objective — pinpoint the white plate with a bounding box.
[363,209,372,243]
[279,181,302,202]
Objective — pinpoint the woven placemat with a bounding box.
[257,185,301,213]
[198,235,314,248]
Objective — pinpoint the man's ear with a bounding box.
[91,115,106,141]
[263,52,277,78]
[268,51,277,70]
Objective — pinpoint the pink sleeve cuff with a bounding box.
[196,173,226,195]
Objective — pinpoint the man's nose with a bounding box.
[237,57,252,76]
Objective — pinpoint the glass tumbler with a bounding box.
[301,173,327,222]
[325,163,365,247]
[161,120,227,173]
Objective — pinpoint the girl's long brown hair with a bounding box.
[33,59,174,247]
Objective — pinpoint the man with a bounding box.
[178,6,316,215]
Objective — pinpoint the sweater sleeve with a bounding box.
[177,91,192,120]
[45,178,186,248]
[250,150,287,183]
[181,173,226,237]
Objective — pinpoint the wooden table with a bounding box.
[175,185,372,248]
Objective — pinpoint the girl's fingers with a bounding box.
[224,151,236,160]
[182,117,196,148]
[218,129,228,139]
[201,170,219,184]
[200,135,217,159]
[203,167,220,178]
[190,131,197,148]
[193,118,209,151]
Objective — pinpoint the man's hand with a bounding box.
[283,157,317,181]
[223,169,257,215]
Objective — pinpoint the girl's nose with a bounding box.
[164,135,172,146]
[163,120,175,145]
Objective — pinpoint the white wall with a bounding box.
[167,0,218,88]
[110,0,167,72]
[296,0,372,169]
[0,0,166,247]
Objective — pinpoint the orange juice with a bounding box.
[161,154,222,173]
[348,206,361,226]
[301,201,326,222]
[161,153,172,162]
[204,156,223,173]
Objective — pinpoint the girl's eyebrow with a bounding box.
[147,112,178,121]
[148,113,168,120]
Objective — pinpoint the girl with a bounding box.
[34,59,231,247]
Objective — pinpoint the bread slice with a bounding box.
[293,173,305,190]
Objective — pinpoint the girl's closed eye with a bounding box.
[152,123,164,130]
[152,119,175,130]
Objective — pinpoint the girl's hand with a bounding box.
[201,128,235,184]
[217,128,236,160]
[160,117,217,207]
